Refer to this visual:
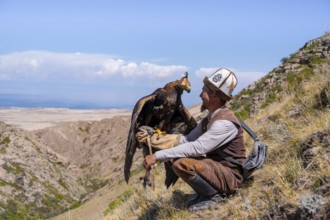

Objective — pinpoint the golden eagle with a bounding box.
[124,72,197,188]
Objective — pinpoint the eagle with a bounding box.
[124,72,197,188]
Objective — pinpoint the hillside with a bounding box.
[0,116,132,219]
[0,32,329,219]
[0,121,85,218]
[96,33,329,219]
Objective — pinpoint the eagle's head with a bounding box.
[177,72,191,93]
[164,72,191,93]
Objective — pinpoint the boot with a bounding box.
[186,194,202,207]
[185,175,219,212]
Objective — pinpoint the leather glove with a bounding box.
[136,126,154,143]
[136,126,181,150]
[150,132,181,150]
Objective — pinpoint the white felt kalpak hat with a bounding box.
[203,68,238,101]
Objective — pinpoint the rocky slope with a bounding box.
[0,121,85,218]
[230,32,330,119]
[0,116,132,218]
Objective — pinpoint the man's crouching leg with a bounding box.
[172,158,221,212]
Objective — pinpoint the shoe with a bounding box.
[185,175,221,212]
[186,194,202,207]
[187,195,215,212]
[211,193,228,203]
[187,193,227,212]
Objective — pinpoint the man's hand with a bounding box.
[143,154,157,171]
[136,126,181,150]
[136,126,154,143]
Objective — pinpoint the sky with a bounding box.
[0,0,329,109]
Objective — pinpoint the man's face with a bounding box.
[200,85,213,109]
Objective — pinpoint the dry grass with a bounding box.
[103,168,193,219]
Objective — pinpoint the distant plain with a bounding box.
[0,108,131,130]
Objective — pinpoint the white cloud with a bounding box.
[95,60,187,78]
[0,51,268,108]
[195,67,219,78]
[0,51,188,81]
[95,59,126,76]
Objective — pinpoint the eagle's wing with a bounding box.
[124,91,159,183]
[178,101,197,133]
[164,161,179,188]
[164,96,197,188]
[168,95,197,134]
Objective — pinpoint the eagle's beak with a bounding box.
[185,86,191,93]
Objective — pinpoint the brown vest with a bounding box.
[203,107,246,167]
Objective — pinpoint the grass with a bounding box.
[0,200,43,220]
[1,136,11,145]
[2,162,24,175]
[103,189,134,216]
[285,66,313,93]
[79,124,91,134]
[58,178,69,190]
[0,179,20,189]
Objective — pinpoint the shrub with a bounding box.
[286,67,313,92]
[261,92,277,109]
[281,57,289,64]
[235,103,251,120]
[309,55,324,65]
[0,136,11,145]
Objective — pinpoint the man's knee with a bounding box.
[172,158,184,175]
[172,158,201,181]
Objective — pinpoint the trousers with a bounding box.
[172,157,243,195]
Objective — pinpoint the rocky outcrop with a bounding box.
[230,32,330,118]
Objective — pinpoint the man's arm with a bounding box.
[179,123,203,143]
[155,120,238,161]
[143,123,204,169]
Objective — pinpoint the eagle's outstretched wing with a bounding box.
[124,91,159,183]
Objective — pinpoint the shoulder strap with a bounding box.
[236,116,258,141]
[216,116,259,168]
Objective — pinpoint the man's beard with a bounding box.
[200,104,207,112]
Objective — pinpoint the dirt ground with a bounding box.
[0,108,131,130]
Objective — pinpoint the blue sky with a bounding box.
[0,0,329,109]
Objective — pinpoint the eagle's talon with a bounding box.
[153,128,166,139]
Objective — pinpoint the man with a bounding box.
[142,68,246,211]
